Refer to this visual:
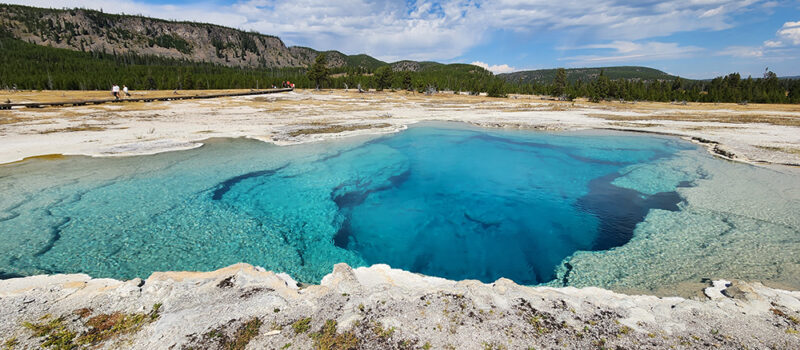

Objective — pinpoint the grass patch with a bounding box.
[22,317,76,350]
[22,304,162,349]
[77,303,161,345]
[771,307,800,327]
[310,320,357,350]
[588,112,800,127]
[482,341,507,350]
[72,308,93,318]
[371,321,395,339]
[0,90,251,104]
[0,112,29,125]
[608,121,664,128]
[187,317,262,350]
[22,317,64,338]
[39,124,107,134]
[528,315,550,335]
[3,337,18,350]
[292,317,312,334]
[288,123,391,137]
[757,146,800,156]
[227,318,262,350]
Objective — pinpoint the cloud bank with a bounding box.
[719,19,800,63]
[6,0,771,62]
[470,61,516,74]
[778,20,800,45]
[560,41,704,64]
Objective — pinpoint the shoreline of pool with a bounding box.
[1,90,799,168]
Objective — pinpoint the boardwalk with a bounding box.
[0,88,293,110]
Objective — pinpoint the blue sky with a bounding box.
[10,0,800,78]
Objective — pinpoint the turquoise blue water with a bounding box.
[0,123,701,284]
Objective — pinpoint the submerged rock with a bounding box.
[1,263,799,349]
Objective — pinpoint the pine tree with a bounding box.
[402,71,412,91]
[553,68,567,98]
[486,79,506,97]
[591,70,609,102]
[307,53,329,89]
[183,71,195,90]
[375,66,393,91]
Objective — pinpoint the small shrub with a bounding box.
[22,317,77,350]
[3,337,19,350]
[193,318,262,350]
[42,329,76,350]
[371,322,394,338]
[22,317,64,337]
[310,320,357,350]
[78,303,162,345]
[73,308,92,318]
[228,318,262,350]
[292,317,312,334]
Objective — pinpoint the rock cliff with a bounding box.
[0,4,381,70]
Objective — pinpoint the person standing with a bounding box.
[112,84,120,100]
[123,85,130,98]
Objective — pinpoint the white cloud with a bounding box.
[561,41,703,64]
[475,0,757,41]
[761,1,779,8]
[470,61,516,74]
[777,20,800,45]
[10,0,249,28]
[717,20,800,61]
[0,0,770,62]
[719,46,764,57]
[700,6,724,18]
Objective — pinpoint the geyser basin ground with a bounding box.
[0,123,798,294]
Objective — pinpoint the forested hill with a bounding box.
[0,4,499,91]
[1,4,796,103]
[0,3,687,83]
[0,4,387,70]
[499,66,679,84]
[0,33,498,92]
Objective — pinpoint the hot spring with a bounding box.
[1,123,798,293]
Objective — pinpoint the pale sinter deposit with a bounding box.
[1,263,799,349]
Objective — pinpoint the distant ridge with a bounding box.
[0,4,389,70]
[1,3,686,82]
[498,66,680,84]
[0,3,490,76]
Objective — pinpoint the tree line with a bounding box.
[511,68,799,104]
[307,53,507,96]
[1,34,798,104]
[0,36,309,91]
[0,35,504,94]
